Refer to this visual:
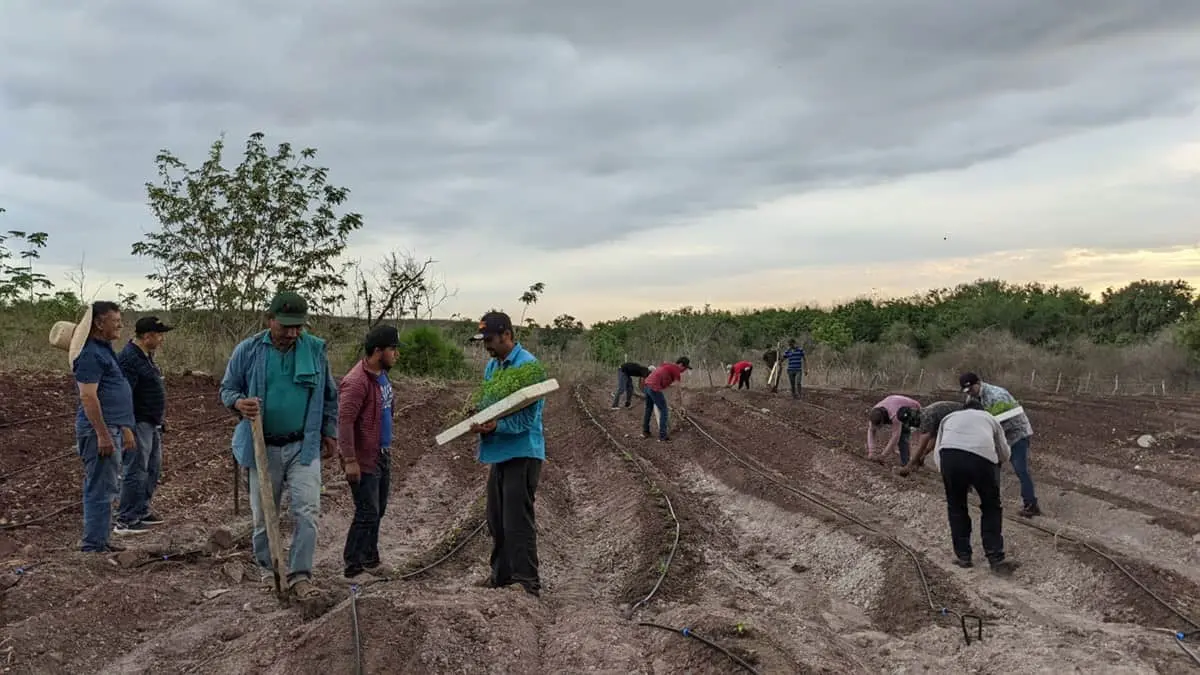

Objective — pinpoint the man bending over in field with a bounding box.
[726,360,753,389]
[612,361,653,409]
[960,372,1041,517]
[894,400,964,477]
[866,394,920,466]
[642,356,691,442]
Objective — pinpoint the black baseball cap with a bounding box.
[959,372,981,392]
[470,311,513,341]
[134,316,174,336]
[364,325,399,354]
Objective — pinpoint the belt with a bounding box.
[263,431,305,447]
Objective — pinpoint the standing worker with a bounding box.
[726,360,753,389]
[642,356,691,442]
[219,291,338,600]
[338,325,399,582]
[783,339,806,398]
[932,397,1018,575]
[114,316,174,534]
[866,394,920,466]
[468,312,546,597]
[894,400,964,477]
[611,361,653,409]
[51,301,136,553]
[960,372,1041,517]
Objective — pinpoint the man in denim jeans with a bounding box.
[220,291,338,600]
[642,356,690,442]
[115,316,173,534]
[61,301,136,553]
[961,372,1041,518]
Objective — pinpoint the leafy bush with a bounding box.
[394,326,468,378]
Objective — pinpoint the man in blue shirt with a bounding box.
[468,311,545,597]
[115,316,173,534]
[71,301,137,553]
[783,339,806,398]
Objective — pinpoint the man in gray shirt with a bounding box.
[934,398,1019,576]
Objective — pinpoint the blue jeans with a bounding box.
[612,371,634,407]
[77,426,124,552]
[642,387,669,440]
[118,422,162,524]
[1008,436,1038,507]
[249,440,321,582]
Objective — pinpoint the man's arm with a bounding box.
[337,374,366,463]
[883,419,902,455]
[321,361,338,439]
[75,352,112,440]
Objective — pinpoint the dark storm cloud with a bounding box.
[1,0,1200,265]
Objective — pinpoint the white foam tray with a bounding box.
[435,378,559,446]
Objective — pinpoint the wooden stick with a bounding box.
[251,416,287,597]
[1055,372,1062,394]
[232,454,239,516]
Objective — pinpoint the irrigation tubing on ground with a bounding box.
[573,386,680,613]
[574,386,759,674]
[638,622,761,675]
[719,393,1200,660]
[683,411,984,646]
[388,521,487,582]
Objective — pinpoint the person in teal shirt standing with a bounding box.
[219,291,337,600]
[468,311,546,597]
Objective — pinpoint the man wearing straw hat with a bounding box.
[219,291,338,601]
[49,301,136,553]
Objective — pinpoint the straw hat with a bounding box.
[48,305,94,368]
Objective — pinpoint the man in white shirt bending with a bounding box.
[933,398,1019,576]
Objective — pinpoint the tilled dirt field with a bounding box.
[2,371,1200,673]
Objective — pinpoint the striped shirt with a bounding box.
[783,347,805,371]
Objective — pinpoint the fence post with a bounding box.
[1112,374,1119,395]
[1055,372,1062,394]
[1162,379,1167,396]
[901,372,909,390]
[917,368,925,390]
[1030,369,1036,389]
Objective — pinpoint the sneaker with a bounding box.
[114,521,151,535]
[657,437,671,443]
[140,513,165,525]
[989,560,1020,577]
[290,578,321,600]
[610,405,620,410]
[953,557,973,568]
[641,431,651,439]
[1018,503,1042,518]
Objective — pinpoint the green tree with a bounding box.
[1093,279,1196,343]
[0,223,53,305]
[810,316,853,351]
[133,131,364,315]
[541,313,584,354]
[394,326,468,378]
[518,282,545,326]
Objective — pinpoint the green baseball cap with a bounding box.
[268,291,308,326]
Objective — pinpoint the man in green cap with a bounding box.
[219,291,338,600]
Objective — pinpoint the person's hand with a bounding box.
[159,421,168,434]
[121,426,136,451]
[321,436,336,459]
[343,458,361,483]
[97,432,116,458]
[470,420,497,435]
[234,397,260,419]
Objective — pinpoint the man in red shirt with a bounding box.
[642,356,690,442]
[337,325,399,582]
[726,360,753,389]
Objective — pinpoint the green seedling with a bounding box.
[986,401,1018,416]
[470,361,549,410]
[734,621,749,637]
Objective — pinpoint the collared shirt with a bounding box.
[260,332,310,437]
[117,340,166,425]
[74,337,135,435]
[337,360,389,473]
[645,363,683,392]
[219,330,338,469]
[783,347,805,371]
[976,382,1034,444]
[477,342,546,465]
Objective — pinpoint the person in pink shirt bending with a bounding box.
[867,394,921,466]
[642,356,690,443]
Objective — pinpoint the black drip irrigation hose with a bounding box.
[683,412,984,646]
[387,521,487,582]
[719,393,1200,662]
[574,386,759,674]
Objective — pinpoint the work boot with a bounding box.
[989,559,1020,577]
[953,557,973,569]
[1018,503,1042,518]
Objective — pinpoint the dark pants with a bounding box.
[940,448,1005,563]
[1008,437,1038,507]
[787,369,803,397]
[737,367,752,389]
[487,456,542,595]
[898,426,911,466]
[612,371,634,407]
[642,387,669,440]
[343,450,391,576]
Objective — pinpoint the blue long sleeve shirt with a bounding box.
[219,331,338,469]
[477,342,546,465]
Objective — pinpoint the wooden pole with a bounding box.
[251,416,287,597]
[1055,372,1062,394]
[232,455,240,516]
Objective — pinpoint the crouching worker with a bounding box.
[643,356,690,442]
[894,401,964,477]
[933,398,1018,575]
[339,325,399,582]
[726,360,753,389]
[612,362,652,409]
[866,394,920,466]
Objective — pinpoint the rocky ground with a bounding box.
[1,371,1199,673]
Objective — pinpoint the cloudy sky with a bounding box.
[3,1,1200,325]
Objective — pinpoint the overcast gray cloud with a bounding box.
[2,0,1200,313]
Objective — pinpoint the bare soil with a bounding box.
[2,371,1200,673]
